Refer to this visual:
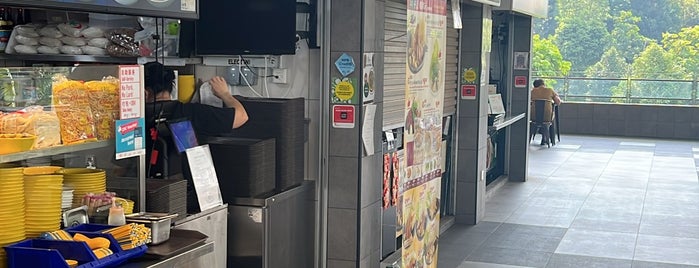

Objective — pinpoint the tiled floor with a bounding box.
[438,135,699,268]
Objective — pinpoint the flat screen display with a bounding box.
[195,0,297,55]
[169,119,199,153]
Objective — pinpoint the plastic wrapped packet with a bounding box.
[39,26,63,39]
[59,45,83,55]
[60,36,87,46]
[15,35,39,46]
[39,37,62,47]
[81,27,105,38]
[0,106,62,149]
[57,22,86,38]
[87,38,110,49]
[52,75,97,144]
[106,28,139,57]
[15,25,40,38]
[86,77,120,140]
[38,46,61,54]
[14,45,38,54]
[81,45,107,55]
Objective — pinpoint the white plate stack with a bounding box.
[62,188,74,210]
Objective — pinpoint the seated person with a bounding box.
[530,79,562,144]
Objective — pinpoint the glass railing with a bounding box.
[532,73,698,106]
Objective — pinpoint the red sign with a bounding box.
[515,76,528,88]
[461,85,476,99]
[332,105,355,128]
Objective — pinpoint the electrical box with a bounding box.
[240,67,258,86]
[272,68,288,84]
[224,67,241,86]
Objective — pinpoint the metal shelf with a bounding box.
[0,54,137,64]
[0,140,111,164]
[490,113,526,131]
[0,54,202,66]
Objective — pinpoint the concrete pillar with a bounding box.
[454,3,491,224]
[325,0,385,267]
[504,14,532,182]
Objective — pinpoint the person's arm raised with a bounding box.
[209,76,249,128]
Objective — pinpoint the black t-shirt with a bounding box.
[145,100,236,178]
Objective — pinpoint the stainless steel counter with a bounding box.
[227,182,315,268]
[119,242,214,268]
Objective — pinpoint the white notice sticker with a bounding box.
[181,0,196,11]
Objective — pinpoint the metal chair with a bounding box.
[530,99,554,147]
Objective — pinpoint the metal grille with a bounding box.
[382,0,459,129]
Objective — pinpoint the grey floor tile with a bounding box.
[466,247,552,268]
[481,224,566,252]
[595,177,648,190]
[505,204,579,228]
[571,207,641,233]
[582,197,644,214]
[459,261,535,268]
[546,253,632,268]
[520,196,586,209]
[642,201,699,217]
[639,213,699,239]
[550,167,604,179]
[555,229,637,260]
[632,260,699,268]
[438,241,471,266]
[634,234,699,265]
[589,186,646,199]
[438,257,464,268]
[647,181,699,194]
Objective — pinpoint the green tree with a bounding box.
[609,0,630,16]
[630,0,682,40]
[553,0,611,72]
[609,11,651,63]
[584,47,630,102]
[631,42,688,104]
[662,25,699,75]
[532,34,571,87]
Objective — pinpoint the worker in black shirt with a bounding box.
[144,62,248,178]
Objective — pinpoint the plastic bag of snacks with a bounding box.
[0,106,61,149]
[52,75,97,144]
[85,77,120,140]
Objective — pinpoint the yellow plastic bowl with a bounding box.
[0,135,36,155]
[23,166,63,175]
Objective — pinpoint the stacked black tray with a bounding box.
[231,97,305,192]
[146,179,187,221]
[205,137,277,200]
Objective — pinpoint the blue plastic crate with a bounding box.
[5,239,120,268]
[64,224,116,233]
[5,224,148,268]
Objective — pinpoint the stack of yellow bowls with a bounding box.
[23,166,63,238]
[0,165,26,267]
[57,168,107,207]
[114,198,135,214]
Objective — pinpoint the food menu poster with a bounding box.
[402,0,446,267]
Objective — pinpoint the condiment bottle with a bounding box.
[108,198,126,225]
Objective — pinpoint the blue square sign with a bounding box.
[335,53,356,77]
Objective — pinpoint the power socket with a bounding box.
[272,68,288,84]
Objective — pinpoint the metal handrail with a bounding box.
[532,75,699,105]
